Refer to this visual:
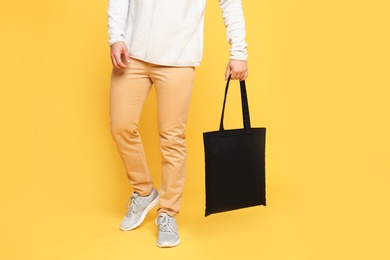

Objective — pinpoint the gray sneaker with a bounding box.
[120,188,160,231]
[156,213,180,248]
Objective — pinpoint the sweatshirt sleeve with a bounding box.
[107,0,129,46]
[219,0,248,60]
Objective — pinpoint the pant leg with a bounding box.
[149,64,195,216]
[110,58,154,196]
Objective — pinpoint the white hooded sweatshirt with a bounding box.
[108,0,247,66]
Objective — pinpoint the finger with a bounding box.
[230,69,235,79]
[242,70,248,81]
[114,53,127,69]
[111,52,120,69]
[231,70,240,80]
[237,71,245,81]
[110,55,118,68]
[123,49,131,63]
[225,65,231,80]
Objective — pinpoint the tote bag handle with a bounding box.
[219,75,251,131]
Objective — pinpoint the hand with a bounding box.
[110,42,131,69]
[225,59,248,81]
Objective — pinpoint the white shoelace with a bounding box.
[126,194,140,215]
[157,215,177,234]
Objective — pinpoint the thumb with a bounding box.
[225,64,231,80]
[123,48,130,63]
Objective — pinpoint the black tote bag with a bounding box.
[203,77,266,216]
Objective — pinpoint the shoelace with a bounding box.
[157,215,177,234]
[126,193,140,215]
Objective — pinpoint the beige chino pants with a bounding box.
[110,58,194,216]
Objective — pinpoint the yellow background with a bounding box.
[1,0,389,259]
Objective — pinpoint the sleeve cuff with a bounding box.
[230,46,248,61]
[108,37,125,46]
[230,54,248,61]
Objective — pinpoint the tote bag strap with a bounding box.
[219,75,251,131]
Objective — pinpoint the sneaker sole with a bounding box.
[120,192,160,231]
[156,238,180,248]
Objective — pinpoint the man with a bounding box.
[108,0,248,248]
